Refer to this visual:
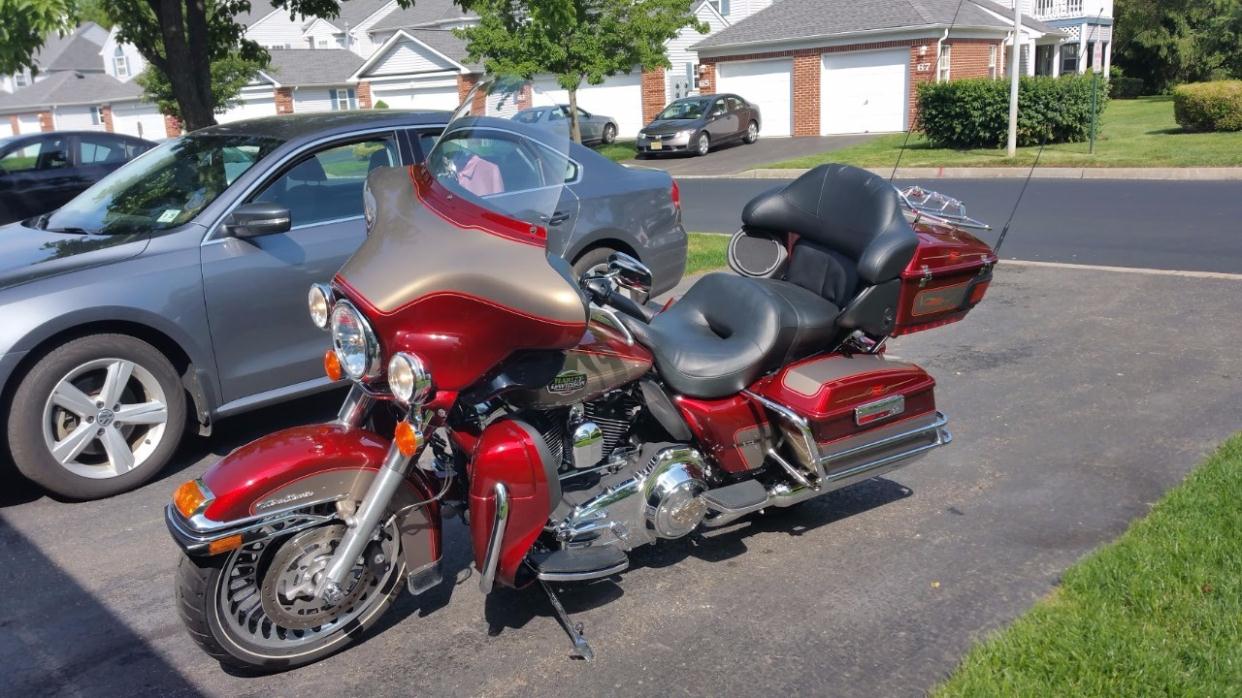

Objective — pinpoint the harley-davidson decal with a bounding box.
[547,370,588,395]
[256,490,315,511]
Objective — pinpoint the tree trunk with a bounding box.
[151,0,217,130]
[567,85,583,144]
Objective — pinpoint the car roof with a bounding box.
[195,109,452,143]
[0,131,151,145]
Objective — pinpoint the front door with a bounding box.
[0,135,74,223]
[200,133,401,404]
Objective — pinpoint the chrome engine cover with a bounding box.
[557,445,708,550]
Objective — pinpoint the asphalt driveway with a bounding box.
[1,258,1239,696]
[622,134,873,176]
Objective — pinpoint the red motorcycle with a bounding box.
[167,82,995,671]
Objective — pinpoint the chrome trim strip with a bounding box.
[819,412,949,469]
[478,482,510,594]
[166,503,336,555]
[181,494,342,534]
[589,303,634,345]
[742,390,826,485]
[537,559,629,583]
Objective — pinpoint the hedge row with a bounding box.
[1110,76,1145,99]
[916,75,1107,149]
[1173,81,1242,132]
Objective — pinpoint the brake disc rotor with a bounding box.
[260,524,375,631]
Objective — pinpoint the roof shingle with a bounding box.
[0,71,142,113]
[263,48,366,86]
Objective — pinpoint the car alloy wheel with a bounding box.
[42,357,170,479]
[745,122,758,144]
[603,124,617,144]
[696,133,710,156]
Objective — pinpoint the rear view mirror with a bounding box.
[609,252,653,304]
[226,202,291,238]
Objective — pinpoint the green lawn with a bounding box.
[594,139,636,163]
[769,97,1242,169]
[685,232,729,274]
[936,433,1242,696]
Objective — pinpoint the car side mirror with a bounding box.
[609,252,653,304]
[226,202,291,238]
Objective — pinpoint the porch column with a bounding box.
[1051,43,1061,77]
[1026,39,1037,76]
[1078,23,1087,74]
[1102,41,1111,75]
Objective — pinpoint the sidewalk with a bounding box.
[684,166,1242,181]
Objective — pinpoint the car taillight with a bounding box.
[671,180,681,211]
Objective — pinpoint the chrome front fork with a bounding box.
[318,385,421,604]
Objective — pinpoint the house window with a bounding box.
[938,44,951,82]
[90,106,104,125]
[709,0,730,16]
[113,46,129,78]
[1061,43,1079,74]
[332,88,357,111]
[988,45,998,78]
[14,71,29,88]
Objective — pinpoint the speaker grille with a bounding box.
[728,228,787,278]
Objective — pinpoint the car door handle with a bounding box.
[543,211,571,226]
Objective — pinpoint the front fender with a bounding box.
[170,424,441,575]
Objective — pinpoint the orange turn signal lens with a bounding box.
[394,420,423,457]
[207,534,244,555]
[324,349,343,381]
[173,479,208,518]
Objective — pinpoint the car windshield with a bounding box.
[657,99,711,120]
[41,133,284,235]
[513,109,544,124]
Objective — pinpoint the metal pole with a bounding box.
[1089,68,1098,154]
[1006,0,1022,157]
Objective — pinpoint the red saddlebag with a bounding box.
[893,221,997,336]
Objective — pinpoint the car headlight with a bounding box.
[308,283,332,330]
[638,131,647,139]
[678,129,694,138]
[387,352,432,405]
[330,301,380,380]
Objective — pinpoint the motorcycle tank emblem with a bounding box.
[256,490,316,510]
[547,370,588,396]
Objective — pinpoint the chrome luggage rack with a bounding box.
[897,185,992,231]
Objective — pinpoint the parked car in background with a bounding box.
[636,94,761,157]
[0,108,685,500]
[0,131,154,225]
[513,105,619,145]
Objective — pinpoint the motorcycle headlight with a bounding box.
[308,283,332,330]
[387,352,432,405]
[330,301,380,380]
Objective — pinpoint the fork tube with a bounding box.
[336,384,375,427]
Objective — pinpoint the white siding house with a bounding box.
[101,28,147,82]
[666,1,730,99]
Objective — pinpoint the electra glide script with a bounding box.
[166,81,997,670]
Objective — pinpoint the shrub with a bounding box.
[1110,76,1145,99]
[916,75,1108,149]
[373,99,389,109]
[1173,81,1242,132]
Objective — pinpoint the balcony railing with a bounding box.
[1032,0,1085,19]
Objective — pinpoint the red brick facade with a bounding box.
[38,111,54,132]
[702,36,1004,135]
[101,105,114,133]
[641,67,666,123]
[456,74,485,115]
[275,87,294,115]
[357,81,373,109]
[164,114,183,138]
[8,116,18,133]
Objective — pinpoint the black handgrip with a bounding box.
[605,288,656,323]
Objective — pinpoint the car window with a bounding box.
[430,128,577,199]
[548,108,567,121]
[253,135,398,229]
[413,128,442,161]
[576,108,591,119]
[1,137,69,173]
[513,110,543,124]
[726,97,744,112]
[710,99,727,116]
[78,136,130,166]
[656,99,710,120]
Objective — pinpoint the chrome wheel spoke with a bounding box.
[99,360,135,407]
[51,423,97,465]
[100,426,135,474]
[51,382,97,417]
[113,400,167,426]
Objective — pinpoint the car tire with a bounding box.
[602,124,617,145]
[572,246,619,282]
[7,333,187,500]
[695,132,710,157]
[744,121,759,144]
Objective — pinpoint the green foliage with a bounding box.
[685,233,728,275]
[136,52,263,121]
[0,0,77,75]
[917,75,1108,149]
[372,99,389,109]
[1114,0,1242,94]
[76,0,113,27]
[1109,66,1145,99]
[458,0,706,141]
[1173,80,1242,131]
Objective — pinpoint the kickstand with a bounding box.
[539,580,594,661]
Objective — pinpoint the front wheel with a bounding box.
[695,132,711,156]
[744,121,759,144]
[602,123,617,144]
[177,521,405,672]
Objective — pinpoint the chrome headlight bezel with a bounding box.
[330,300,380,380]
[386,352,433,406]
[308,283,332,330]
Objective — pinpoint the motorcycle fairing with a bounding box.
[177,424,441,572]
[332,166,588,391]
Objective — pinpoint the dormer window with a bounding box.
[14,71,30,88]
[113,46,129,78]
[709,0,730,16]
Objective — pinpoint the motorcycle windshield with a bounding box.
[335,77,588,391]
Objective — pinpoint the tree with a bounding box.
[1114,0,1242,92]
[458,0,706,142]
[136,52,263,122]
[0,0,78,75]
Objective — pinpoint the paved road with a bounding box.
[679,178,1242,273]
[622,134,872,176]
[2,262,1240,696]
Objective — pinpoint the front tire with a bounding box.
[6,333,187,500]
[602,123,617,144]
[695,132,710,156]
[177,521,405,673]
[744,121,759,144]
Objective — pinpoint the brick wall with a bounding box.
[38,111,53,131]
[164,114,182,138]
[275,87,294,115]
[698,63,715,95]
[357,81,373,109]
[100,105,114,133]
[456,74,485,115]
[791,54,820,136]
[641,67,666,123]
[948,39,1002,81]
[8,116,17,133]
[908,43,936,129]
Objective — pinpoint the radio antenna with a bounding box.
[993,127,1048,255]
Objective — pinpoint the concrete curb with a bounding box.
[674,166,1242,181]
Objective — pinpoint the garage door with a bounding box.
[821,49,908,135]
[716,59,792,137]
[112,103,166,140]
[17,114,41,134]
[371,81,459,112]
[217,95,277,123]
[0,120,12,138]
[531,72,643,138]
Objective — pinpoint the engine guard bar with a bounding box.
[165,499,338,557]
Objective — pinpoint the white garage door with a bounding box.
[217,95,277,123]
[17,114,41,134]
[371,81,459,112]
[0,120,12,138]
[716,59,792,137]
[112,103,167,140]
[531,72,644,138]
[821,49,908,135]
